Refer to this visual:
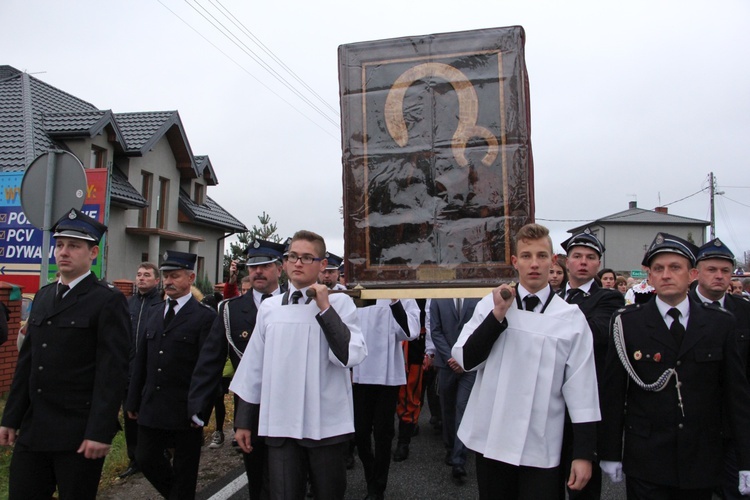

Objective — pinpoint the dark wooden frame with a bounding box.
[339,27,534,288]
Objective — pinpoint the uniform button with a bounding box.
[47,321,52,325]
[162,334,166,338]
[676,361,682,366]
[37,389,42,393]
[159,351,164,355]
[38,366,43,371]
[156,386,161,391]
[707,353,712,358]
[157,368,162,372]
[42,343,47,348]
[70,321,75,325]
[678,424,684,429]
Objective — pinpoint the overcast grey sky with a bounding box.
[4,0,749,266]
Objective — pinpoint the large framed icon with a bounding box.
[339,26,534,288]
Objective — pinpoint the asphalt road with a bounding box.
[197,405,627,500]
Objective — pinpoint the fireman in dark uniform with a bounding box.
[600,233,750,499]
[689,238,750,500]
[189,239,286,499]
[126,250,216,500]
[0,208,130,499]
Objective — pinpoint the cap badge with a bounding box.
[655,234,664,245]
[68,210,77,219]
[253,241,260,248]
[714,240,722,247]
[163,251,169,261]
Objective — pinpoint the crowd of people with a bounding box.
[0,210,750,500]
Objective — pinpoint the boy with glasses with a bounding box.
[230,230,367,499]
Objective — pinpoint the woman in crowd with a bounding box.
[597,268,617,289]
[549,261,568,292]
[615,275,629,296]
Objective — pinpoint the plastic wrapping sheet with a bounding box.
[339,26,533,288]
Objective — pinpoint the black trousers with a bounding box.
[266,439,348,500]
[242,439,269,500]
[136,424,203,500]
[353,384,400,495]
[476,452,560,500]
[122,391,138,465]
[559,413,601,500]
[625,476,714,500]
[9,442,105,500]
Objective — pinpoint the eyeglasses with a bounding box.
[284,253,322,265]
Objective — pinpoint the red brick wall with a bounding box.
[0,283,23,395]
[113,279,135,298]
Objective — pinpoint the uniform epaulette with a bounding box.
[198,301,215,311]
[94,279,118,291]
[700,301,732,315]
[615,303,641,316]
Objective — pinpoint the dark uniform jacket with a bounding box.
[558,282,624,381]
[127,295,216,430]
[600,298,750,489]
[188,288,285,428]
[1,274,130,450]
[689,284,750,381]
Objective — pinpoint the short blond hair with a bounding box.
[513,223,553,255]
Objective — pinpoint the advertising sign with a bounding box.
[0,169,109,292]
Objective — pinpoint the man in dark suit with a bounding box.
[189,239,286,500]
[430,296,479,483]
[558,232,624,499]
[126,250,216,500]
[689,238,750,500]
[600,233,750,499]
[119,261,161,479]
[0,208,130,499]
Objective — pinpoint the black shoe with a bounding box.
[118,464,140,479]
[412,424,419,437]
[393,443,409,462]
[452,464,467,482]
[363,494,384,500]
[444,450,453,466]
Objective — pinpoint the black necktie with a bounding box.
[164,299,177,328]
[261,293,272,302]
[55,284,69,306]
[523,295,540,312]
[291,290,303,304]
[667,308,685,345]
[711,300,721,308]
[566,288,584,305]
[455,298,462,314]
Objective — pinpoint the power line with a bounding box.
[157,0,338,138]
[210,0,339,117]
[186,0,339,128]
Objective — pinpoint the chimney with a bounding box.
[629,201,637,209]
[654,206,668,214]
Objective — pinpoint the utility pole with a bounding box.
[708,172,725,241]
[709,172,716,240]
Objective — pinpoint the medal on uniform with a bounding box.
[241,331,248,338]
[634,350,642,361]
[653,352,661,362]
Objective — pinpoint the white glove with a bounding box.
[739,470,750,496]
[600,460,623,483]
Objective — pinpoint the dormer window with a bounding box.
[194,183,205,205]
[90,145,107,169]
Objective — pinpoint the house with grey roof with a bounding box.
[0,65,246,287]
[567,201,709,274]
